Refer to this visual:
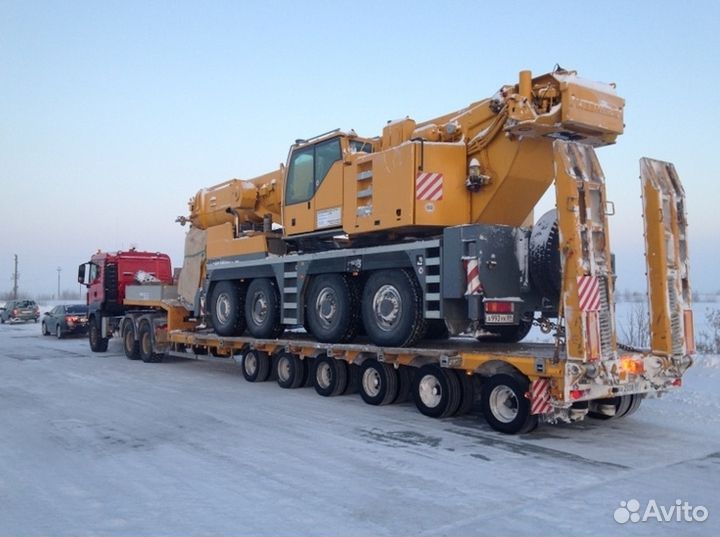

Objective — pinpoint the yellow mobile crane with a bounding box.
[81,68,694,434]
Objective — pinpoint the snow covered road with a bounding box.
[1,321,718,536]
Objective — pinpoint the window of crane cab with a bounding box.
[286,138,342,205]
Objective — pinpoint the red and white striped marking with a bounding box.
[577,275,601,311]
[416,172,443,200]
[464,258,482,295]
[530,378,552,415]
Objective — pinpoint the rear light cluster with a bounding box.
[484,301,514,313]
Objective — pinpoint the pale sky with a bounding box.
[1,0,719,296]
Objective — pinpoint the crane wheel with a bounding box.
[275,352,307,389]
[241,349,271,382]
[481,374,538,434]
[529,210,561,304]
[361,269,426,347]
[313,354,348,397]
[412,364,462,419]
[358,359,398,406]
[245,278,284,339]
[306,274,360,343]
[122,321,140,360]
[209,280,246,337]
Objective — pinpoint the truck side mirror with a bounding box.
[77,263,87,286]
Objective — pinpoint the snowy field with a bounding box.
[1,308,719,536]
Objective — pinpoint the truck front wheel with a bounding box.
[210,281,246,337]
[245,278,283,339]
[89,317,108,352]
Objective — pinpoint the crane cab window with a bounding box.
[286,138,342,205]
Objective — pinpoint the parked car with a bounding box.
[0,299,40,323]
[41,304,89,338]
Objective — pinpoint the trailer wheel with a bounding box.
[122,321,140,360]
[481,374,537,434]
[623,393,644,418]
[306,274,360,343]
[361,269,426,347]
[313,354,348,397]
[210,280,246,337]
[359,359,398,406]
[454,370,476,416]
[393,365,413,404]
[412,364,462,418]
[241,349,271,382]
[276,353,306,389]
[138,322,162,363]
[245,278,283,339]
[89,317,108,353]
[588,395,634,420]
[343,363,360,395]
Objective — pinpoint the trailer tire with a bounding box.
[89,317,108,353]
[589,395,634,420]
[306,274,360,343]
[343,363,360,395]
[393,365,413,404]
[276,353,306,389]
[481,374,537,434]
[361,269,426,347]
[413,364,462,418]
[241,349,271,382]
[138,322,162,363]
[313,354,348,397]
[122,321,140,360]
[454,370,476,416]
[359,359,398,406]
[245,278,284,339]
[622,393,644,418]
[210,280,246,337]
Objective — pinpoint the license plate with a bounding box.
[484,314,514,324]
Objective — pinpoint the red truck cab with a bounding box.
[78,249,173,350]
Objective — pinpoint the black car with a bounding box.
[41,304,89,338]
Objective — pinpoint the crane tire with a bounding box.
[361,269,426,347]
